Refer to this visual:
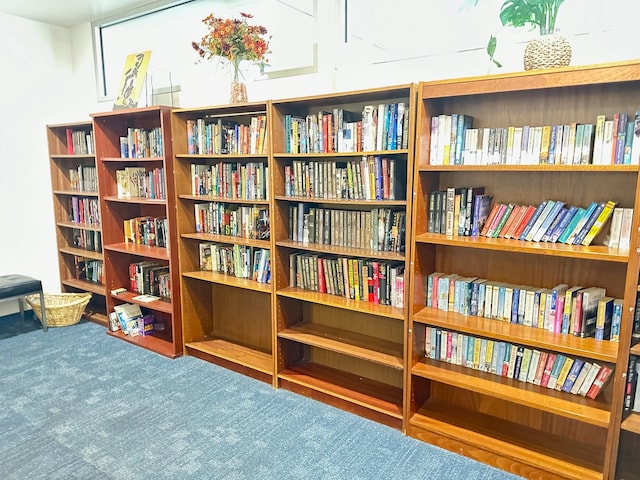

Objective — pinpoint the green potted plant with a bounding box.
[468,0,571,70]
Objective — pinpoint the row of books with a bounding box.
[186,115,267,155]
[428,112,640,166]
[116,166,165,199]
[190,162,268,200]
[73,256,103,284]
[284,102,410,154]
[624,355,640,415]
[289,252,405,307]
[119,127,163,158]
[72,228,101,253]
[110,303,154,336]
[69,165,97,193]
[194,203,269,240]
[198,242,271,283]
[426,272,621,340]
[129,261,171,299]
[123,216,168,248]
[284,156,406,201]
[69,197,100,226]
[66,128,93,155]
[429,186,630,248]
[289,204,406,253]
[424,326,613,400]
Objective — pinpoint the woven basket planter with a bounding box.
[26,292,91,327]
[524,34,572,71]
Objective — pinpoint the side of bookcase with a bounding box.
[270,85,417,429]
[91,106,182,358]
[172,102,275,384]
[47,121,108,326]
[407,61,640,480]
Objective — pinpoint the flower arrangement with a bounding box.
[191,12,270,82]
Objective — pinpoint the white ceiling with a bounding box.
[0,0,173,27]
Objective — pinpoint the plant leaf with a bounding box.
[487,35,497,59]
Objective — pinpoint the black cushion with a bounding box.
[0,274,43,298]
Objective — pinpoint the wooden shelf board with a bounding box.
[53,189,99,197]
[185,338,273,375]
[411,360,610,428]
[182,233,270,250]
[275,195,406,206]
[277,287,404,319]
[178,194,269,205]
[103,195,167,205]
[56,221,101,232]
[50,153,94,160]
[105,242,170,260]
[111,290,173,314]
[59,247,103,261]
[418,164,639,172]
[278,323,403,369]
[273,149,410,158]
[279,362,403,419]
[414,233,628,263]
[182,271,272,293]
[621,412,640,434]
[276,239,405,261]
[62,278,106,296]
[412,307,618,363]
[630,343,640,356]
[106,329,179,358]
[101,156,164,162]
[175,153,269,160]
[408,400,604,480]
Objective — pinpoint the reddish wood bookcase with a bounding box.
[172,101,274,383]
[92,106,182,358]
[407,61,640,480]
[270,85,417,429]
[47,120,108,325]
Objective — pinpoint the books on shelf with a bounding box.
[186,115,267,155]
[191,162,268,200]
[428,111,640,165]
[199,243,271,283]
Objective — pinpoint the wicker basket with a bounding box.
[523,34,572,71]
[26,292,92,327]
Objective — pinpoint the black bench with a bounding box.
[0,275,47,331]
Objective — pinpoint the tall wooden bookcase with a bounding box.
[172,102,274,383]
[47,121,108,325]
[92,106,182,358]
[270,86,416,429]
[407,61,640,480]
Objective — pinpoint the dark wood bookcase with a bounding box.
[92,106,182,358]
[172,102,274,383]
[47,120,107,325]
[270,85,417,429]
[407,61,640,480]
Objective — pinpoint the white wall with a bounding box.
[1,2,638,315]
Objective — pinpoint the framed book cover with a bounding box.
[113,51,152,110]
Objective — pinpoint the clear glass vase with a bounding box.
[229,59,248,104]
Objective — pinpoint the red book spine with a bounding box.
[372,261,380,304]
[586,365,613,399]
[540,352,557,388]
[317,257,326,293]
[511,205,537,240]
[66,128,74,154]
[480,202,503,237]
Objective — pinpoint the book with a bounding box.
[479,202,504,237]
[532,200,564,242]
[540,352,557,388]
[570,361,593,395]
[561,358,585,393]
[618,207,634,249]
[586,364,613,399]
[572,202,606,246]
[518,201,548,241]
[605,207,624,248]
[554,356,574,391]
[490,203,515,238]
[471,194,493,237]
[610,298,623,342]
[578,363,602,396]
[576,286,607,338]
[563,201,599,245]
[547,354,566,389]
[556,207,586,244]
[510,205,537,240]
[595,296,614,341]
[580,199,617,246]
[631,111,640,165]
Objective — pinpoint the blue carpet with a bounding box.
[0,317,523,480]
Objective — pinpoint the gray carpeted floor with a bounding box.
[0,315,523,479]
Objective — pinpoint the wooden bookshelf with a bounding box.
[47,121,108,326]
[92,106,182,358]
[408,61,640,480]
[172,102,274,384]
[270,85,417,430]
